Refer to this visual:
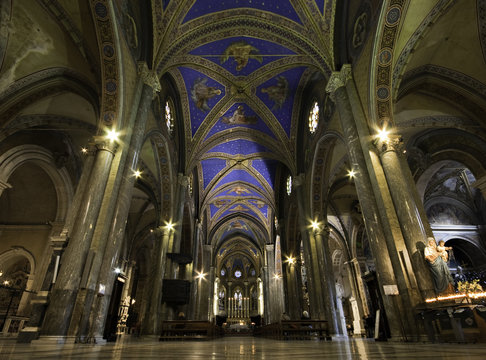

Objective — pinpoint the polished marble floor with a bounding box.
[1,336,485,359]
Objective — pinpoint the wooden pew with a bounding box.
[159,320,221,341]
[255,320,331,341]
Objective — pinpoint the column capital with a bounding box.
[374,134,404,155]
[293,173,305,187]
[314,224,331,237]
[178,174,189,187]
[325,64,352,101]
[90,137,118,154]
[137,62,161,97]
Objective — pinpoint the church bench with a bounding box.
[255,320,331,341]
[159,320,221,341]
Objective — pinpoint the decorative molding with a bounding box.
[325,64,352,101]
[90,0,120,127]
[137,62,161,97]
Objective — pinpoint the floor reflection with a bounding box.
[1,336,486,359]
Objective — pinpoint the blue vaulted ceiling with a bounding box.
[156,1,335,244]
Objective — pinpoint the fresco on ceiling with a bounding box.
[191,77,222,111]
[220,204,262,222]
[221,41,262,72]
[204,103,277,141]
[210,198,268,220]
[208,139,271,156]
[222,105,257,124]
[219,185,264,198]
[261,77,288,110]
[190,37,295,76]
[315,0,325,14]
[221,220,254,238]
[215,169,266,192]
[179,67,225,136]
[252,159,277,189]
[201,158,228,189]
[183,0,302,25]
[257,66,307,137]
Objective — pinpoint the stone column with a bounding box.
[314,225,339,334]
[17,235,67,342]
[86,64,159,342]
[141,226,171,335]
[293,175,325,320]
[188,221,202,320]
[196,245,212,320]
[264,244,283,324]
[39,139,117,341]
[326,65,407,339]
[376,135,435,299]
[284,260,301,320]
[345,259,366,335]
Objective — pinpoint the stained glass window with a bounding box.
[286,175,292,195]
[165,99,174,134]
[308,101,319,134]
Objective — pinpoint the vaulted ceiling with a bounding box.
[153,0,336,244]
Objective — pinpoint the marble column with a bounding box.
[142,226,171,335]
[326,65,409,339]
[264,244,283,324]
[314,225,339,334]
[284,260,301,320]
[376,135,435,299]
[196,245,212,320]
[293,175,325,320]
[39,138,116,340]
[86,64,159,342]
[345,258,366,335]
[17,234,67,342]
[188,221,202,320]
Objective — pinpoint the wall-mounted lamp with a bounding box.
[310,220,320,231]
[376,127,390,142]
[165,221,174,231]
[133,169,142,178]
[105,129,120,142]
[286,257,295,265]
[347,169,356,178]
[196,271,206,280]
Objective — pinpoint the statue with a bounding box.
[424,237,454,295]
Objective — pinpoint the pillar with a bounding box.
[141,226,171,335]
[39,137,116,341]
[314,225,339,334]
[376,135,435,299]
[293,175,326,320]
[284,259,301,320]
[85,62,159,342]
[325,65,410,340]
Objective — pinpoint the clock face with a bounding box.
[234,270,242,278]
